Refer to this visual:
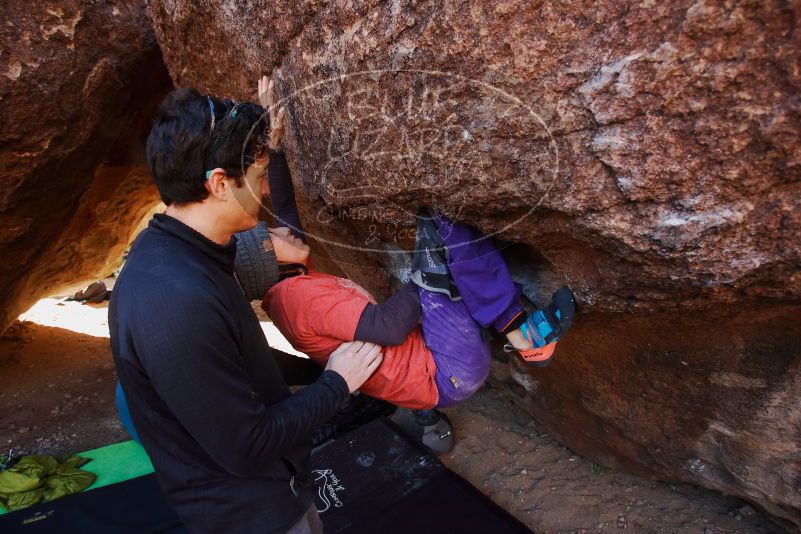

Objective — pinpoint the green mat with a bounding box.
[0,440,153,515]
[80,440,154,489]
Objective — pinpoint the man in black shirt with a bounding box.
[109,79,382,533]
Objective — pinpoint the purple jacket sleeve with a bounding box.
[268,151,305,241]
[354,283,422,346]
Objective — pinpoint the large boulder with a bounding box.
[0,0,172,333]
[149,0,801,526]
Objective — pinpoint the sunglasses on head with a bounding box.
[204,96,251,180]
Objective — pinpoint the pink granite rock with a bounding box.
[0,0,172,331]
[60,0,801,526]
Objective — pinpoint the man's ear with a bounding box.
[205,168,228,200]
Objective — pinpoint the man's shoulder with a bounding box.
[129,226,219,275]
[128,227,198,266]
[116,230,222,307]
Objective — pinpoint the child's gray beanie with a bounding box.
[234,222,280,301]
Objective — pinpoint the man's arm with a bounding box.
[132,291,378,477]
[273,348,323,385]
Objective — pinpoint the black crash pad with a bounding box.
[0,419,529,533]
[311,418,529,533]
[0,472,187,534]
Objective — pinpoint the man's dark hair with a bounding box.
[146,87,268,205]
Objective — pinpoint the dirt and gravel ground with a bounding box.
[441,384,783,533]
[0,299,787,533]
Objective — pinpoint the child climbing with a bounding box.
[237,81,576,412]
[257,204,576,412]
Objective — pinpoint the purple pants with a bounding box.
[423,216,524,408]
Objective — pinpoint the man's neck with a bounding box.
[164,203,233,246]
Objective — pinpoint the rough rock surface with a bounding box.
[491,304,801,529]
[146,0,801,527]
[0,0,172,333]
[149,0,801,311]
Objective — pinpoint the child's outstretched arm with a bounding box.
[267,152,305,240]
[259,75,305,240]
[354,283,421,347]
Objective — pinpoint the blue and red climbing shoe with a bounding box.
[506,286,576,367]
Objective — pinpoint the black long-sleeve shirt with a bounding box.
[110,213,349,533]
[261,153,422,347]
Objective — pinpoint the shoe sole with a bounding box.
[552,286,576,334]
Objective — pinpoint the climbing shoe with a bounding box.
[389,408,455,454]
[409,208,461,301]
[507,286,576,367]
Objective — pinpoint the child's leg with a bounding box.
[434,215,526,332]
[433,214,576,366]
[419,288,492,408]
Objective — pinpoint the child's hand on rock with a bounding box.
[258,75,286,151]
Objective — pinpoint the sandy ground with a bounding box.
[0,298,787,533]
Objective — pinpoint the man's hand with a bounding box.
[258,75,286,151]
[325,341,383,393]
[269,227,310,264]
